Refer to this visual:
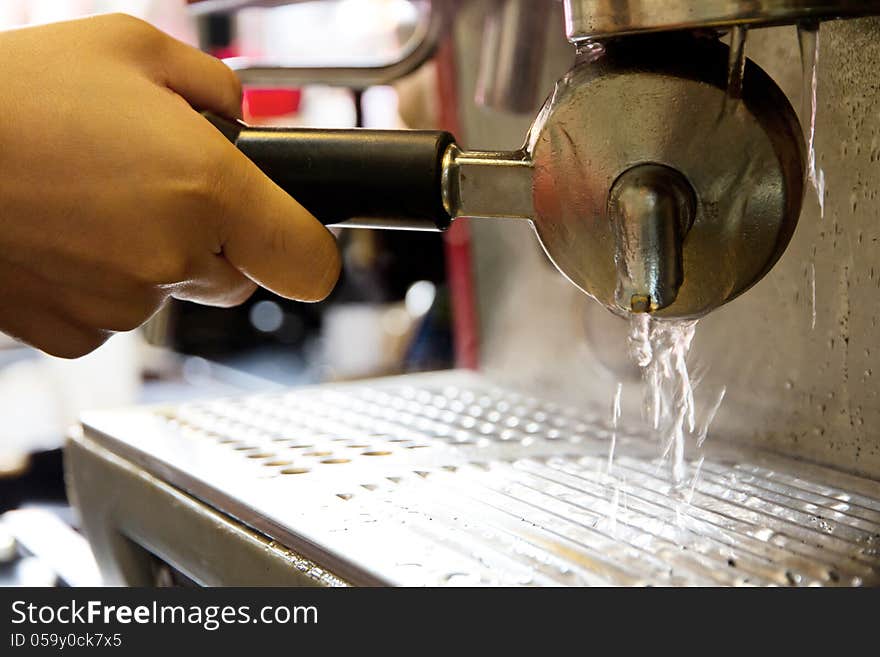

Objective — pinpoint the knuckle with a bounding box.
[103,13,167,60]
[101,12,156,41]
[107,12,155,36]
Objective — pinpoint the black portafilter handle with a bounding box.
[203,112,456,230]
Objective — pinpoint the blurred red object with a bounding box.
[242,88,303,121]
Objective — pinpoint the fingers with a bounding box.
[0,303,110,359]
[53,287,165,334]
[108,15,340,303]
[156,35,242,119]
[171,254,258,308]
[99,12,241,120]
[0,262,161,343]
[213,151,342,302]
[0,251,254,361]
[77,13,241,119]
[132,23,341,303]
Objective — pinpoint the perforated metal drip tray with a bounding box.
[80,371,880,586]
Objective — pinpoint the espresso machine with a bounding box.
[67,0,880,586]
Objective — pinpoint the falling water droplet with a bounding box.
[685,455,705,506]
[607,382,623,476]
[810,261,817,330]
[696,386,726,449]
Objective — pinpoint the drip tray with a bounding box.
[79,371,880,586]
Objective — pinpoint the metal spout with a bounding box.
[608,164,696,313]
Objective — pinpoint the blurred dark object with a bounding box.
[0,449,66,514]
[167,291,321,357]
[404,284,453,371]
[169,230,451,369]
[196,10,235,57]
[337,230,447,303]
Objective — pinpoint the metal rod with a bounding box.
[224,1,445,89]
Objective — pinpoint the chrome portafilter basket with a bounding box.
[526,35,805,318]
[207,32,805,319]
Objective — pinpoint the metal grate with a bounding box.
[81,371,880,586]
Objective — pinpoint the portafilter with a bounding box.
[206,34,805,319]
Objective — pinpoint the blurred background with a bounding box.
[0,0,457,586]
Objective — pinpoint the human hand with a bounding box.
[0,14,340,358]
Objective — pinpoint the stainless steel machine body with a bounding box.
[468,9,880,479]
[69,0,880,586]
[564,0,880,40]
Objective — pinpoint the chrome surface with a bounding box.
[563,0,880,41]
[189,1,307,14]
[66,431,349,587]
[475,0,551,113]
[608,164,696,313]
[525,35,804,318]
[330,216,440,231]
[445,35,804,318]
[441,145,533,220]
[467,16,880,478]
[80,372,880,586]
[223,1,443,89]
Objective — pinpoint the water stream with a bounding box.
[798,22,825,220]
[798,23,824,333]
[600,23,822,519]
[607,382,622,476]
[627,315,699,487]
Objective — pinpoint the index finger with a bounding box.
[155,30,243,119]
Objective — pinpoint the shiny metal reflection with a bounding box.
[77,372,880,586]
[608,164,696,313]
[475,0,551,113]
[562,0,880,41]
[525,35,805,318]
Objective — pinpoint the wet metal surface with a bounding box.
[81,372,880,586]
[464,17,880,480]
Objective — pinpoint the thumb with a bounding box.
[216,147,341,302]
